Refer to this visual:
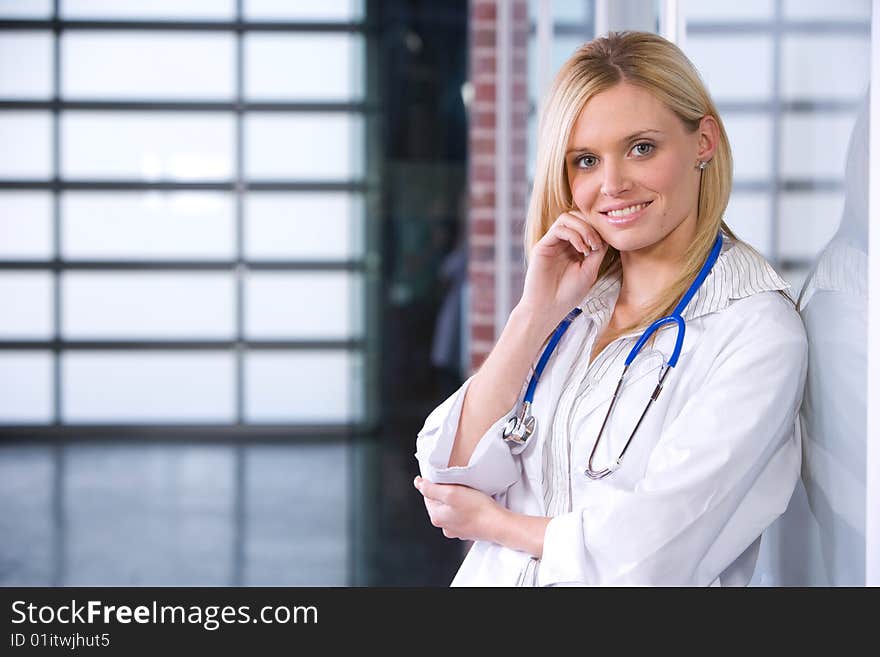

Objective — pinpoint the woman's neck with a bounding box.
[616,214,698,312]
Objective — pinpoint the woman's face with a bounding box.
[565,81,717,254]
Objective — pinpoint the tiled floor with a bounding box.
[0,437,462,586]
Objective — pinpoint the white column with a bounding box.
[659,0,686,47]
[535,0,554,120]
[495,0,512,338]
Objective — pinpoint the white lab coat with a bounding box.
[415,236,808,586]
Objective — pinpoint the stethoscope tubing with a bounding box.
[503,232,725,459]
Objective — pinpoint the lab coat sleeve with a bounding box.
[538,297,808,586]
[414,374,530,496]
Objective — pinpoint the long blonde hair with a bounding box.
[525,31,738,339]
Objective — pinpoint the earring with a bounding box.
[697,160,708,171]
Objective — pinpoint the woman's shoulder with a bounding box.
[707,289,807,356]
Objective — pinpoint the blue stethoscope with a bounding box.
[502,232,724,479]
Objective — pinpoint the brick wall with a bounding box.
[467,0,530,373]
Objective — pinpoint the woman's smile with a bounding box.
[600,199,654,226]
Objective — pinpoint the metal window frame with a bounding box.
[0,5,381,440]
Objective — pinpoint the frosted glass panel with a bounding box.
[779,192,845,259]
[683,0,773,20]
[782,35,870,101]
[62,351,235,422]
[685,36,773,101]
[244,114,362,180]
[245,272,359,339]
[62,112,234,180]
[534,0,592,23]
[245,350,360,422]
[62,192,235,260]
[245,193,362,260]
[0,0,50,18]
[245,34,362,101]
[724,114,773,180]
[527,34,589,104]
[0,192,52,260]
[0,32,52,99]
[780,113,857,179]
[62,273,235,339]
[0,112,52,179]
[61,0,235,19]
[782,0,870,20]
[0,272,52,338]
[724,193,771,255]
[244,0,363,21]
[63,32,235,100]
[0,352,52,423]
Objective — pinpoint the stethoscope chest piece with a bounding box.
[502,401,536,445]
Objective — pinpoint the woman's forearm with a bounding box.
[447,304,558,468]
[491,507,552,559]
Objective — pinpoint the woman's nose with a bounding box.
[600,162,632,197]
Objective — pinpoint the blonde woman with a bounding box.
[413,31,807,586]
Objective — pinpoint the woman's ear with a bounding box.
[696,115,720,163]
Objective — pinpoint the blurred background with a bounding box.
[0,0,875,586]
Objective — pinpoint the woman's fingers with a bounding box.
[550,223,590,255]
[564,211,605,251]
[557,212,604,254]
[414,476,444,502]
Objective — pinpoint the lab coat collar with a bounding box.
[576,234,790,323]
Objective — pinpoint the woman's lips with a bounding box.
[601,200,653,226]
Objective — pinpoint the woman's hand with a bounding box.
[518,210,609,319]
[413,476,505,543]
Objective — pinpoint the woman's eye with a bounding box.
[632,142,654,156]
[577,155,598,168]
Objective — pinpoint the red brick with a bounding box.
[470,187,495,206]
[471,217,494,237]
[467,0,533,372]
[473,110,496,129]
[473,55,496,76]
[470,352,488,373]
[470,136,494,155]
[471,323,495,343]
[473,296,495,316]
[473,29,496,48]
[512,108,529,124]
[474,82,496,103]
[472,163,495,181]
[473,1,496,21]
[473,242,495,260]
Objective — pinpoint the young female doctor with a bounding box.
[413,31,808,586]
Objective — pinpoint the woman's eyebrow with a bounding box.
[566,129,664,154]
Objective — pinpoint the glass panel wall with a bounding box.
[681,0,871,586]
[0,1,373,431]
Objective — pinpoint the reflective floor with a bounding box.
[0,435,463,587]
